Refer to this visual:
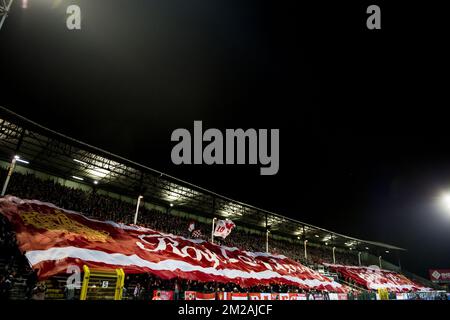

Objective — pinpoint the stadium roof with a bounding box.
[0,106,406,252]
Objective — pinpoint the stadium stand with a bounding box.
[0,169,445,300]
[0,107,446,300]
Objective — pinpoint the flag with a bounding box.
[191,229,202,238]
[323,263,430,292]
[0,196,347,292]
[213,219,235,239]
[188,221,195,232]
[196,292,215,300]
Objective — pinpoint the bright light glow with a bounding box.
[325,242,328,246]
[170,203,174,207]
[86,168,110,178]
[385,250,389,254]
[365,247,369,250]
[440,193,450,209]
[22,0,28,9]
[72,176,84,181]
[14,155,29,164]
[73,159,87,165]
[297,236,300,240]
[73,159,111,179]
[93,180,98,185]
[314,234,320,238]
[437,192,450,220]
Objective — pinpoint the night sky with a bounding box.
[1,0,449,277]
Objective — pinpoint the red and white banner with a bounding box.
[186,292,311,301]
[152,290,173,300]
[231,293,248,300]
[289,293,307,300]
[0,196,344,291]
[213,219,235,239]
[248,293,272,300]
[324,264,429,292]
[338,293,348,300]
[184,291,197,300]
[248,293,261,300]
[278,293,290,300]
[429,269,450,283]
[195,292,215,300]
[216,291,232,300]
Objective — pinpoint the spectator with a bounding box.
[133,283,143,300]
[31,281,47,300]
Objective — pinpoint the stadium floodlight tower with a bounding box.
[0,0,14,31]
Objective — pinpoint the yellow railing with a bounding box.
[80,265,125,300]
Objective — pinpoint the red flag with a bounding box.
[0,196,346,291]
[196,292,215,300]
[324,263,430,292]
[213,219,235,239]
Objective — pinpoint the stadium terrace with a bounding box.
[0,107,447,301]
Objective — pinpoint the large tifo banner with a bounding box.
[324,264,429,292]
[0,196,344,291]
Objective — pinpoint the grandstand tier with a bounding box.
[0,107,447,300]
[0,172,445,300]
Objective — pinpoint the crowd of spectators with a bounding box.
[0,170,361,299]
[122,273,333,300]
[3,170,359,264]
[0,213,38,299]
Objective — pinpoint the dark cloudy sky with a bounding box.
[1,0,449,277]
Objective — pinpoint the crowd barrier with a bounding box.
[151,290,448,300]
[152,291,349,300]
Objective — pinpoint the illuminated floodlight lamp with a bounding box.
[439,193,450,211]
[314,234,320,238]
[93,180,98,185]
[170,203,174,207]
[365,247,369,250]
[14,155,29,164]
[72,176,84,181]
